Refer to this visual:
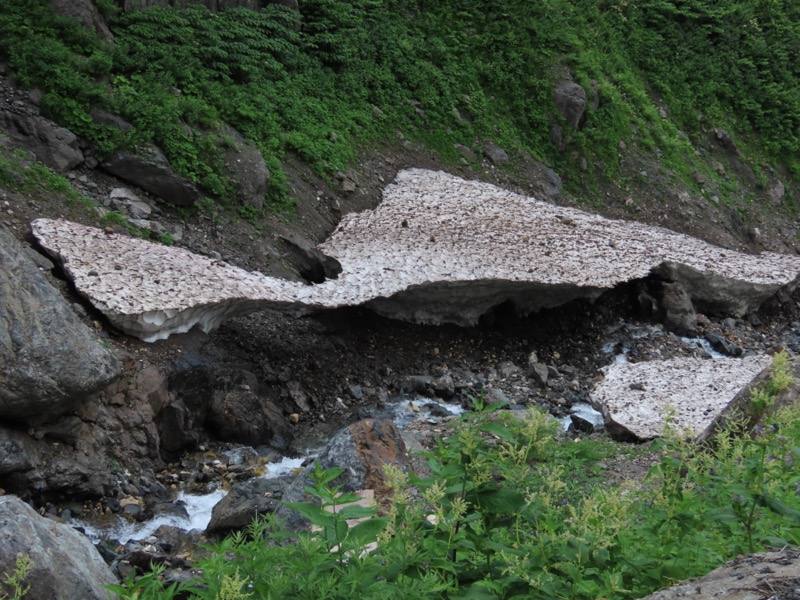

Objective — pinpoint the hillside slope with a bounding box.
[0,0,798,258]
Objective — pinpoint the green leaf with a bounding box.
[482,422,515,441]
[704,506,740,523]
[347,516,389,545]
[760,495,800,521]
[283,501,336,530]
[336,504,378,521]
[472,488,526,514]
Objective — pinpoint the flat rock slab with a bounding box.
[592,355,772,440]
[31,169,800,341]
[639,547,800,599]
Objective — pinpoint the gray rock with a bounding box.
[485,388,510,405]
[661,281,697,336]
[220,124,270,211]
[553,81,587,130]
[519,153,563,202]
[89,109,132,133]
[0,226,120,422]
[454,143,478,162]
[767,180,785,206]
[206,476,289,535]
[109,188,152,219]
[101,145,201,207]
[0,111,83,172]
[401,375,434,395]
[497,361,521,378]
[280,234,342,283]
[0,427,39,475]
[209,386,285,445]
[639,547,800,600]
[432,373,456,399]
[714,127,741,156]
[0,495,116,600]
[483,143,509,165]
[705,332,743,357]
[528,362,549,387]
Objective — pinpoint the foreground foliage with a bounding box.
[111,356,800,599]
[0,0,798,210]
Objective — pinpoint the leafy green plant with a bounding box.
[0,554,31,600]
[111,352,800,599]
[237,205,260,226]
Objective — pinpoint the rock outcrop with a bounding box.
[101,145,201,207]
[206,475,289,534]
[31,169,800,342]
[220,124,270,211]
[0,225,120,422]
[592,355,773,440]
[0,495,117,600]
[0,111,84,172]
[49,0,114,43]
[553,81,587,130]
[639,547,800,600]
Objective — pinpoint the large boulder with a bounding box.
[553,81,587,130]
[275,419,411,531]
[49,0,114,43]
[0,225,120,423]
[0,495,117,600]
[518,153,563,202]
[206,475,291,535]
[101,145,201,207]
[209,383,286,446]
[219,124,270,211]
[0,111,83,172]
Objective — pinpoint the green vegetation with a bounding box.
[0,143,93,208]
[109,355,800,599]
[0,554,31,600]
[0,0,798,210]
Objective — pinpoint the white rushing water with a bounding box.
[387,398,467,428]
[680,336,729,359]
[558,402,605,432]
[262,455,308,479]
[75,488,227,544]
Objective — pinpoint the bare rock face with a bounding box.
[101,144,201,207]
[553,81,587,130]
[0,427,39,475]
[0,225,120,422]
[639,547,800,600]
[0,111,83,172]
[220,124,270,211]
[275,419,411,531]
[0,495,117,600]
[49,0,114,43]
[592,355,772,441]
[31,169,800,342]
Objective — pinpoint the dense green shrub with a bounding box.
[1,0,798,208]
